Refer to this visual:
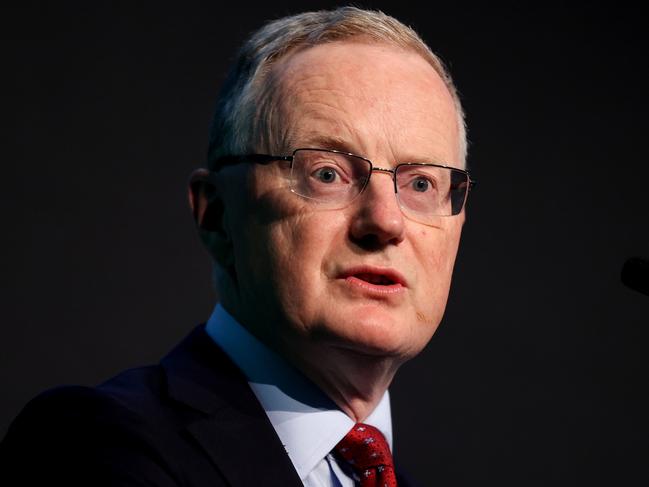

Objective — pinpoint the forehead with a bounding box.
[270,41,460,165]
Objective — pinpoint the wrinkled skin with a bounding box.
[193,41,465,420]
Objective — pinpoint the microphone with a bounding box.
[621,257,649,297]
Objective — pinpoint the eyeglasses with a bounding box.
[212,148,476,224]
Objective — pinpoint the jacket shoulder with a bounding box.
[0,368,185,485]
[9,364,167,429]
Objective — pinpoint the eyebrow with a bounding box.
[290,134,449,166]
[294,134,358,154]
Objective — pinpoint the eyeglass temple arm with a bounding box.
[453,178,477,191]
[210,154,293,170]
[203,154,293,185]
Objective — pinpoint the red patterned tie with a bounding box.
[334,423,398,487]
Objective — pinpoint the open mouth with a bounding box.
[354,273,397,285]
[339,266,407,293]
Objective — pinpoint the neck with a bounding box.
[282,343,403,422]
[219,293,404,422]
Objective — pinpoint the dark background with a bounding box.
[3,1,648,485]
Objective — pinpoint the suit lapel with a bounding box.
[161,325,303,487]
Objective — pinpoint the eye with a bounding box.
[312,166,340,183]
[411,177,432,192]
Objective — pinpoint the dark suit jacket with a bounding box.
[1,325,417,486]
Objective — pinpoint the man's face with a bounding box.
[223,41,464,367]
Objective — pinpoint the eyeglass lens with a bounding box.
[289,149,469,221]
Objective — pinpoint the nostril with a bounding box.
[350,233,385,252]
[349,207,405,248]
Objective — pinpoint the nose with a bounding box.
[349,169,405,248]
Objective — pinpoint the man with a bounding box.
[1,6,473,486]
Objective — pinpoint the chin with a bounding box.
[317,305,425,358]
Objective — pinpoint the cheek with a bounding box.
[266,210,343,291]
[416,223,462,299]
[257,211,348,329]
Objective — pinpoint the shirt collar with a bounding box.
[205,303,393,481]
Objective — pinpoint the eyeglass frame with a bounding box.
[209,147,477,217]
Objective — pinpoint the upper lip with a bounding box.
[338,265,408,287]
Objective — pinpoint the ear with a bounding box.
[188,168,234,268]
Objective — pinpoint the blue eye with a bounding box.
[313,167,339,183]
[412,177,430,192]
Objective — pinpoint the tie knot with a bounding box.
[335,423,393,470]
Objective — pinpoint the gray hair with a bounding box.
[207,6,467,168]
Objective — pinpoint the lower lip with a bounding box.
[343,276,406,294]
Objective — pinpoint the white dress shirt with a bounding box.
[205,303,393,487]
